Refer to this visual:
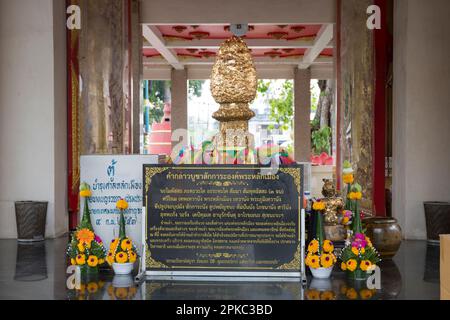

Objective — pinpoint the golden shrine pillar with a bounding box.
[210,37,257,164]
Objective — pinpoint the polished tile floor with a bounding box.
[0,237,440,300]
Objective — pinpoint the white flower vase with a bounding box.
[112,262,134,275]
[310,266,333,279]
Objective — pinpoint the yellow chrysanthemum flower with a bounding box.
[343,174,354,185]
[77,242,85,253]
[110,238,119,251]
[308,255,320,269]
[365,236,373,247]
[106,252,114,265]
[360,247,366,254]
[360,260,372,272]
[351,246,359,256]
[354,192,362,200]
[87,255,98,267]
[341,262,347,271]
[312,201,326,211]
[71,258,76,265]
[346,259,357,272]
[320,253,334,268]
[76,254,86,265]
[120,238,132,251]
[129,251,137,263]
[348,192,356,200]
[116,198,129,210]
[80,189,92,198]
[307,239,319,254]
[115,251,128,263]
[98,258,105,265]
[76,228,94,246]
[323,240,334,253]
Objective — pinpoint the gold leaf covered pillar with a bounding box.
[210,37,257,164]
[77,0,140,155]
[338,0,375,214]
[68,0,141,223]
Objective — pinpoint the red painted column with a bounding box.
[335,0,342,191]
[67,0,80,230]
[373,0,389,216]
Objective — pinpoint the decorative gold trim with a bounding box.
[144,165,302,272]
[146,243,168,269]
[145,167,169,194]
[144,166,170,269]
[280,167,301,194]
[277,245,301,270]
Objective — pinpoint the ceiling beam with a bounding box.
[143,56,333,66]
[143,38,333,50]
[141,0,336,25]
[299,24,334,69]
[142,25,184,70]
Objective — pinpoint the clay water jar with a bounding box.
[363,217,402,259]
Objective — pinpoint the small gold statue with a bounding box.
[321,179,345,226]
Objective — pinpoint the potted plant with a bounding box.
[106,198,138,275]
[305,200,337,279]
[66,182,107,275]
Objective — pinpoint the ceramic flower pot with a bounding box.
[309,266,333,279]
[364,217,402,259]
[112,262,134,275]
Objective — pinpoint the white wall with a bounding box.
[0,0,67,238]
[393,0,450,239]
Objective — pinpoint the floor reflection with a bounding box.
[0,239,441,300]
[14,242,48,282]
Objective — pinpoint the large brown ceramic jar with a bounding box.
[363,217,402,259]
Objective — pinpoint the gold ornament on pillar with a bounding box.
[210,36,257,163]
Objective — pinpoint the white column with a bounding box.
[0,0,67,238]
[294,67,311,162]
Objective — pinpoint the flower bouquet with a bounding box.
[339,199,380,280]
[106,198,139,275]
[66,182,106,274]
[305,201,337,278]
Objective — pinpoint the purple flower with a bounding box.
[355,233,365,240]
[94,235,103,243]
